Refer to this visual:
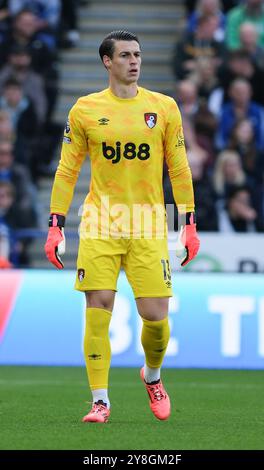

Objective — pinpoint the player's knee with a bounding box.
[85,290,115,311]
[137,297,169,320]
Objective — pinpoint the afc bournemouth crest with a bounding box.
[144,113,157,129]
[78,269,85,282]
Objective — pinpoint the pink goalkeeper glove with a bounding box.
[0,257,13,269]
[44,214,66,269]
[175,212,200,267]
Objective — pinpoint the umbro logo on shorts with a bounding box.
[88,354,102,360]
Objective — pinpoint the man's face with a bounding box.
[104,40,141,84]
[0,143,13,170]
[15,12,37,38]
[10,53,31,69]
[230,81,251,106]
[201,0,219,14]
[4,85,23,107]
[0,185,13,211]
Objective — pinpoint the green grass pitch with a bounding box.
[0,366,263,450]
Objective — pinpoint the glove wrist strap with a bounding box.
[49,213,65,228]
[179,211,196,227]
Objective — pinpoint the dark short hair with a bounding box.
[197,13,217,27]
[3,77,21,89]
[99,30,140,61]
[9,44,31,56]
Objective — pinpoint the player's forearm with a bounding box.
[50,162,80,215]
[169,165,195,213]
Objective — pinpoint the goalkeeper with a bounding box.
[45,30,200,423]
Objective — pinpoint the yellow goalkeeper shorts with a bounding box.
[74,237,172,298]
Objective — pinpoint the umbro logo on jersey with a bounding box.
[144,113,157,129]
[98,117,109,125]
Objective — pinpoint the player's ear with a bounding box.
[103,55,111,70]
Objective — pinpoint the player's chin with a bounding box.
[126,73,139,83]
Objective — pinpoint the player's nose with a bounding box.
[130,54,139,63]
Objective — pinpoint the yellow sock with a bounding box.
[141,317,170,368]
[84,307,111,390]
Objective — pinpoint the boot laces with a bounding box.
[92,400,108,413]
[149,383,165,401]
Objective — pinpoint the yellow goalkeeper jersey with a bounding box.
[51,86,194,237]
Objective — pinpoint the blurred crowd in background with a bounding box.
[0,0,87,267]
[165,0,264,235]
[0,0,264,269]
